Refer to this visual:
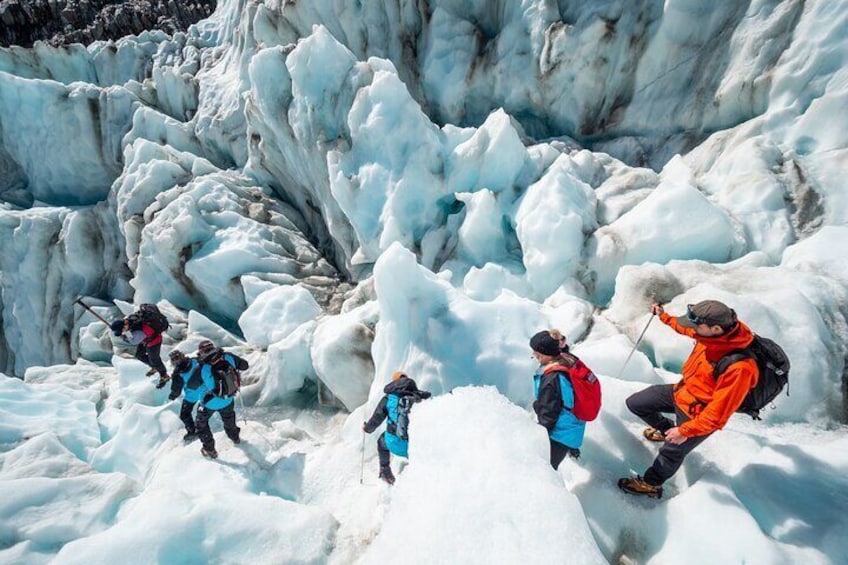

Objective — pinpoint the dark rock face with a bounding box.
[0,0,216,47]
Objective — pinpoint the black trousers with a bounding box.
[179,400,197,433]
[550,438,580,470]
[377,433,391,469]
[135,342,167,376]
[625,384,712,486]
[196,402,240,451]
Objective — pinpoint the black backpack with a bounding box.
[132,303,169,334]
[212,359,241,398]
[713,335,790,419]
[393,395,417,440]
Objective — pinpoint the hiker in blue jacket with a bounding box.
[363,372,431,484]
[166,349,202,442]
[531,330,584,469]
[194,340,249,459]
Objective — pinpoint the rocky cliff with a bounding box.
[0,0,215,47]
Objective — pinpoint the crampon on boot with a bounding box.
[201,447,218,459]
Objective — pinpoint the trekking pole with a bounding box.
[614,313,655,381]
[359,427,366,485]
[74,297,112,326]
[236,392,249,427]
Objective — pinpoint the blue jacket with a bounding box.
[197,352,248,410]
[169,359,202,403]
[533,367,586,449]
[364,376,432,458]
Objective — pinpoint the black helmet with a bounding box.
[168,349,187,364]
[197,340,220,364]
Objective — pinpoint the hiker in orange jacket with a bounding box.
[618,300,759,498]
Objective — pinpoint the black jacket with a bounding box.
[533,371,564,431]
[363,376,432,434]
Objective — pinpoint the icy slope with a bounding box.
[3,344,846,564]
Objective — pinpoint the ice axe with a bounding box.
[74,297,112,326]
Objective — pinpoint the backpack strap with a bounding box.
[712,348,754,380]
[542,358,585,413]
[542,353,579,376]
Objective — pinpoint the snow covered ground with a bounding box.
[1,0,848,563]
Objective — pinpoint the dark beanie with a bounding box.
[530,331,560,356]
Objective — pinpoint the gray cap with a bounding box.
[676,300,737,329]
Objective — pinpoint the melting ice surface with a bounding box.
[1,1,848,563]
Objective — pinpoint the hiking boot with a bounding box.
[643,427,666,442]
[145,367,158,377]
[378,466,395,485]
[230,435,241,445]
[200,447,218,459]
[183,431,198,442]
[618,476,663,499]
[155,375,170,389]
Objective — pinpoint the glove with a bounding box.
[202,393,214,405]
[168,393,178,401]
[110,319,125,336]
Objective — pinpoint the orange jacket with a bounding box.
[659,312,759,437]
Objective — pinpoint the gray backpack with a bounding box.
[394,396,416,440]
[212,361,240,398]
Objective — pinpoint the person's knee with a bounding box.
[626,385,664,414]
[625,391,641,414]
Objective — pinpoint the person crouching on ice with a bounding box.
[617,301,758,499]
[194,340,249,459]
[531,329,594,469]
[362,372,431,485]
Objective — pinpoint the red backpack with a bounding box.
[543,356,602,422]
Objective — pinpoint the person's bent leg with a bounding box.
[376,433,395,484]
[134,344,149,364]
[195,405,216,452]
[179,400,196,433]
[220,403,240,443]
[376,433,391,468]
[146,343,167,377]
[550,438,569,470]
[643,408,711,485]
[625,384,677,433]
[550,439,581,470]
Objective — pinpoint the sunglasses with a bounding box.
[686,304,709,326]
